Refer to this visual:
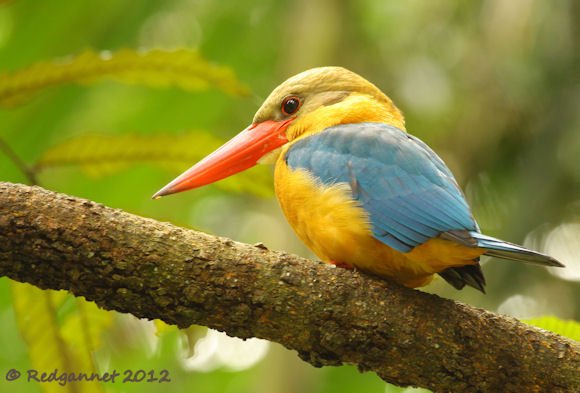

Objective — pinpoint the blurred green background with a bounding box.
[0,1,578,392]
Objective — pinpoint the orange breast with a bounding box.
[274,157,484,288]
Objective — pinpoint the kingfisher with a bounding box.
[153,67,563,292]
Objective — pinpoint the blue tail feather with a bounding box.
[469,232,564,267]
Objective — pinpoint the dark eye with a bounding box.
[281,96,301,115]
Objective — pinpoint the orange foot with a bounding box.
[330,260,354,270]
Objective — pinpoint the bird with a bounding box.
[153,67,564,293]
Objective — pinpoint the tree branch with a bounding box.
[0,182,577,392]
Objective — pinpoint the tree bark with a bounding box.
[0,182,578,392]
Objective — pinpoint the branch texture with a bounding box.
[0,182,578,392]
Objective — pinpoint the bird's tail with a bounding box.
[469,232,564,267]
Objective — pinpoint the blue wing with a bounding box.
[285,122,478,253]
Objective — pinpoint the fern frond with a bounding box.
[12,283,109,393]
[12,284,97,392]
[0,48,249,107]
[36,132,273,196]
[36,132,222,174]
[61,298,113,379]
[12,284,71,378]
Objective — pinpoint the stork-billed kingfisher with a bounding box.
[153,67,563,292]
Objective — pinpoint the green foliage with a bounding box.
[61,298,114,366]
[0,36,269,391]
[0,48,249,107]
[35,132,273,196]
[12,283,110,393]
[0,1,578,393]
[524,316,580,341]
[37,132,223,176]
[0,23,273,392]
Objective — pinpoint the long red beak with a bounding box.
[153,119,292,198]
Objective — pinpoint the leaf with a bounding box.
[60,298,113,368]
[11,283,107,393]
[35,132,274,197]
[524,316,580,341]
[153,319,175,337]
[0,48,250,107]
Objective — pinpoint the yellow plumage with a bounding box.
[155,66,563,292]
[275,150,484,288]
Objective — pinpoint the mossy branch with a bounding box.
[0,182,578,393]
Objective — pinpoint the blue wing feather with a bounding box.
[285,122,478,253]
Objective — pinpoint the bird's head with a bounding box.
[153,67,404,198]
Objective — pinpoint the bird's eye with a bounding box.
[281,96,301,116]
